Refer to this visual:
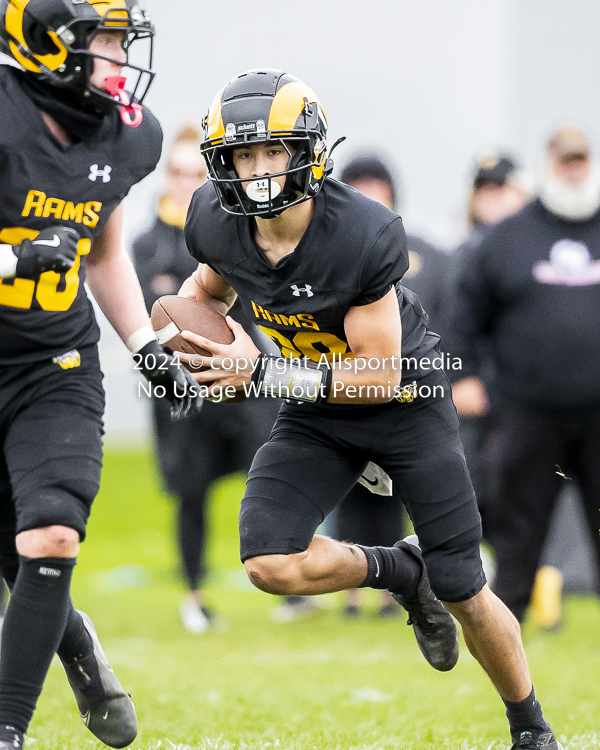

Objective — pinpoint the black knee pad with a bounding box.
[423,523,486,602]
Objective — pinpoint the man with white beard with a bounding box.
[449,125,600,623]
[540,127,600,223]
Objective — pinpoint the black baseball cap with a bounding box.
[339,155,398,208]
[473,152,518,187]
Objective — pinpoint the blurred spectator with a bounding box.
[329,155,451,618]
[449,126,600,623]
[465,153,533,247]
[133,125,279,632]
[451,153,532,527]
[340,155,451,337]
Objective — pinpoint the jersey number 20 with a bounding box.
[0,226,90,312]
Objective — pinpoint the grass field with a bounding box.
[27,447,600,750]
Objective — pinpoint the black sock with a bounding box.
[56,605,93,663]
[503,686,550,739]
[358,544,422,598]
[0,556,76,734]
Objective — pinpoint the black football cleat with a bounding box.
[61,611,137,749]
[390,535,459,672]
[510,730,563,749]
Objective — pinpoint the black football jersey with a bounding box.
[0,64,162,365]
[185,179,438,391]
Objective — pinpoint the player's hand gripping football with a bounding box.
[181,317,260,396]
[14,226,80,278]
[137,339,200,421]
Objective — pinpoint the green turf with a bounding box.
[27,447,600,749]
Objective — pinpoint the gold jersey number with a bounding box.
[0,226,90,311]
[259,325,354,364]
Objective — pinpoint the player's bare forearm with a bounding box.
[86,204,150,343]
[179,263,236,315]
[87,251,150,342]
[330,287,402,404]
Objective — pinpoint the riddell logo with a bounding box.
[38,566,61,577]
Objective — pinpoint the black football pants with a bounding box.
[240,370,486,603]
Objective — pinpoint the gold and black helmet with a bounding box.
[201,69,334,217]
[0,0,154,113]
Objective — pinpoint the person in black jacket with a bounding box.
[340,155,452,340]
[133,125,279,633]
[451,153,532,531]
[450,126,600,623]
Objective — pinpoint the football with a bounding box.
[150,295,234,359]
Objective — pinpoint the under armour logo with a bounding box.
[89,164,112,183]
[291,284,313,297]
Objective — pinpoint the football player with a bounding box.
[0,2,195,748]
[180,69,561,750]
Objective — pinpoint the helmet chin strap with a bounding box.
[324,136,346,177]
[103,76,143,127]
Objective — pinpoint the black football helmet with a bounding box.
[0,0,154,117]
[201,69,334,218]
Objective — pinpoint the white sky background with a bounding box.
[124,0,600,249]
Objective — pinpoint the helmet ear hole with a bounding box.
[288,141,311,192]
[24,21,60,56]
[221,150,235,173]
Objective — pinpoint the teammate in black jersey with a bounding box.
[180,69,561,750]
[0,2,195,748]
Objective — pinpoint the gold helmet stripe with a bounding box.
[5,0,67,72]
[89,0,129,27]
[205,89,226,142]
[267,81,321,133]
[89,0,127,16]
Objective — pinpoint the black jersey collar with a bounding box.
[239,186,327,275]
